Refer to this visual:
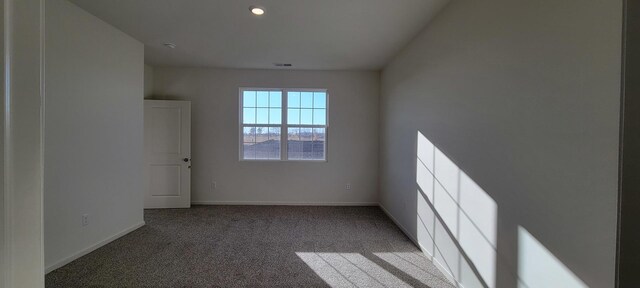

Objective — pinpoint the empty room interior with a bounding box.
[2,0,640,287]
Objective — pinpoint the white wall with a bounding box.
[144,64,154,99]
[44,0,144,272]
[4,0,45,286]
[152,68,379,205]
[380,0,622,287]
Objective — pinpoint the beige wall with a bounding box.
[44,0,144,272]
[379,0,622,287]
[152,67,380,205]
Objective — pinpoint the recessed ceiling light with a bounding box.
[249,6,265,16]
[163,43,176,49]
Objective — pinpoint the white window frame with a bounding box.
[239,88,329,162]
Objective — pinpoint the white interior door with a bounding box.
[144,100,191,208]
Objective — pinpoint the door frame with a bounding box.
[3,0,46,287]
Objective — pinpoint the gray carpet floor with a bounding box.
[45,206,456,288]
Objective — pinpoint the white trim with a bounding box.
[44,221,145,274]
[433,258,462,287]
[378,204,419,244]
[2,2,10,287]
[192,201,378,206]
[0,0,13,288]
[4,0,46,286]
[38,0,46,279]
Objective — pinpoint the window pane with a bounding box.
[243,126,257,159]
[243,91,256,107]
[301,92,313,108]
[267,127,282,159]
[313,109,326,125]
[243,126,281,160]
[270,91,282,108]
[288,127,325,160]
[313,92,326,109]
[243,143,256,159]
[288,92,300,108]
[269,127,281,141]
[256,108,269,124]
[243,108,256,124]
[269,108,282,124]
[287,128,302,159]
[288,127,300,140]
[288,108,300,125]
[243,127,256,143]
[257,91,269,107]
[300,109,313,125]
[312,128,326,159]
[300,128,313,141]
[256,127,268,142]
[313,128,326,142]
[242,88,327,161]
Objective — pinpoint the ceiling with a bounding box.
[69,0,448,70]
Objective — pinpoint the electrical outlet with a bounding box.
[212,181,217,190]
[82,214,89,227]
[346,183,352,190]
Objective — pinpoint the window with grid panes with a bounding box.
[240,89,327,161]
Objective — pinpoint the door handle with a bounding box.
[183,158,190,162]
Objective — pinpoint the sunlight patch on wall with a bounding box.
[517,227,588,288]
[416,131,498,288]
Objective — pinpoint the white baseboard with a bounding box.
[378,203,419,244]
[45,221,145,274]
[378,203,462,287]
[191,200,379,206]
